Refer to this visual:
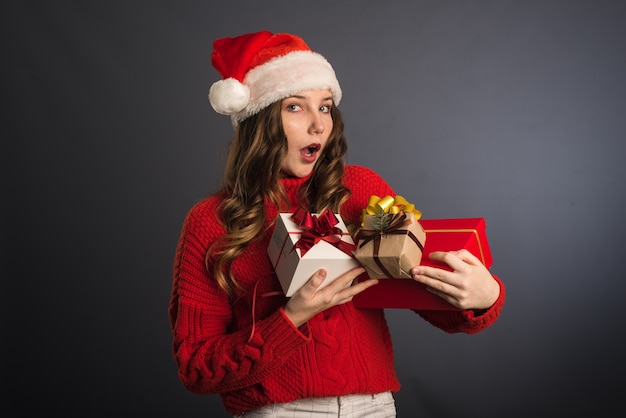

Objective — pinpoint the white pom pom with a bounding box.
[208,78,250,115]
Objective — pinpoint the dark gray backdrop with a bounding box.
[3,1,625,417]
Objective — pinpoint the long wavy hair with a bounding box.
[206,100,351,299]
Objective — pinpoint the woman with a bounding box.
[169,30,505,417]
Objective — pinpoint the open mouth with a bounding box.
[303,144,321,157]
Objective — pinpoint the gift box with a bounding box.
[354,211,426,279]
[267,209,360,297]
[353,218,492,310]
[353,195,426,279]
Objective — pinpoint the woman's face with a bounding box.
[280,89,334,178]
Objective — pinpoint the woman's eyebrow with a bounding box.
[286,94,333,101]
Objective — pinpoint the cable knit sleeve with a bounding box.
[168,198,310,395]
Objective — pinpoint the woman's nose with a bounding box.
[309,113,324,134]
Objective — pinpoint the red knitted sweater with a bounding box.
[169,165,505,415]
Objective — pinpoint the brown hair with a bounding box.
[206,100,351,299]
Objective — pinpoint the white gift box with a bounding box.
[267,211,360,297]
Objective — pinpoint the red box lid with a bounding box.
[352,218,492,310]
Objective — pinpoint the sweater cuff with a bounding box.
[279,307,312,338]
[460,274,506,332]
[246,308,312,357]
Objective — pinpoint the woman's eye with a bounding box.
[320,105,331,113]
[286,104,301,112]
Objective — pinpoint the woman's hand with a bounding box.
[411,249,500,310]
[284,267,377,327]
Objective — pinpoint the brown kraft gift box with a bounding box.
[354,211,426,279]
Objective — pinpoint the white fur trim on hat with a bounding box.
[224,50,342,126]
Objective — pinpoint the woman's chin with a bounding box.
[281,168,313,178]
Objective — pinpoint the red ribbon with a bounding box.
[290,208,356,257]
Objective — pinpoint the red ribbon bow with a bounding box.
[290,208,356,257]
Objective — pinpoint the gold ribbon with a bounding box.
[360,195,422,227]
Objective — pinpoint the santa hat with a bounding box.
[208,30,342,126]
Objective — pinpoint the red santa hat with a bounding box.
[208,30,342,126]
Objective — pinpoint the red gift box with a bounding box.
[352,218,492,310]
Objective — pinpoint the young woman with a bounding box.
[169,30,505,417]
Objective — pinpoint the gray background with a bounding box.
[3,1,625,417]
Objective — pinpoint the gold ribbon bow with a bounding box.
[360,195,422,227]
